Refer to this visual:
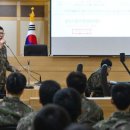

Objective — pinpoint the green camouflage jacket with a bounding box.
[78,95,104,126]
[0,96,33,126]
[88,68,103,97]
[110,120,129,130]
[93,111,130,130]
[17,111,37,130]
[0,46,14,88]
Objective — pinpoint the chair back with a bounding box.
[101,64,110,96]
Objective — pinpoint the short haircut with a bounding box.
[53,88,81,122]
[33,104,71,130]
[0,26,4,30]
[6,72,26,95]
[39,80,61,105]
[101,59,112,67]
[111,83,130,110]
[66,71,87,94]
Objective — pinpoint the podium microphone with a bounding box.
[27,60,42,85]
[76,64,83,73]
[26,60,34,88]
[4,43,41,84]
[120,53,130,75]
[32,73,41,85]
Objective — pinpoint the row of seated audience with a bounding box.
[0,58,130,130]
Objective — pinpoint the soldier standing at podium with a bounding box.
[0,26,17,98]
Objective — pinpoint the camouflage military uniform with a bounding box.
[93,111,130,130]
[110,120,129,130]
[17,111,37,130]
[0,46,15,97]
[78,95,104,126]
[88,68,107,97]
[0,96,33,126]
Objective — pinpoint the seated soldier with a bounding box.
[53,88,81,122]
[93,83,130,130]
[87,58,112,97]
[66,71,104,126]
[33,104,71,130]
[0,72,33,126]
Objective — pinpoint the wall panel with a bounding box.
[0,5,16,17]
[21,5,44,17]
[0,21,17,56]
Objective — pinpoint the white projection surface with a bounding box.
[51,0,130,56]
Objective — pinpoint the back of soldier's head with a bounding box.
[39,80,61,105]
[111,83,130,110]
[33,104,71,130]
[66,71,87,94]
[6,72,26,95]
[53,88,81,122]
[101,58,112,67]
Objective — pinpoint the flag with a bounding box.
[25,7,37,45]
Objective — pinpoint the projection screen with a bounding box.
[50,0,130,56]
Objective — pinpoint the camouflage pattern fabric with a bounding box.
[118,123,130,130]
[110,120,129,130]
[0,46,15,96]
[93,111,130,130]
[78,95,104,126]
[88,68,103,97]
[0,96,33,126]
[112,122,130,130]
[17,111,37,130]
